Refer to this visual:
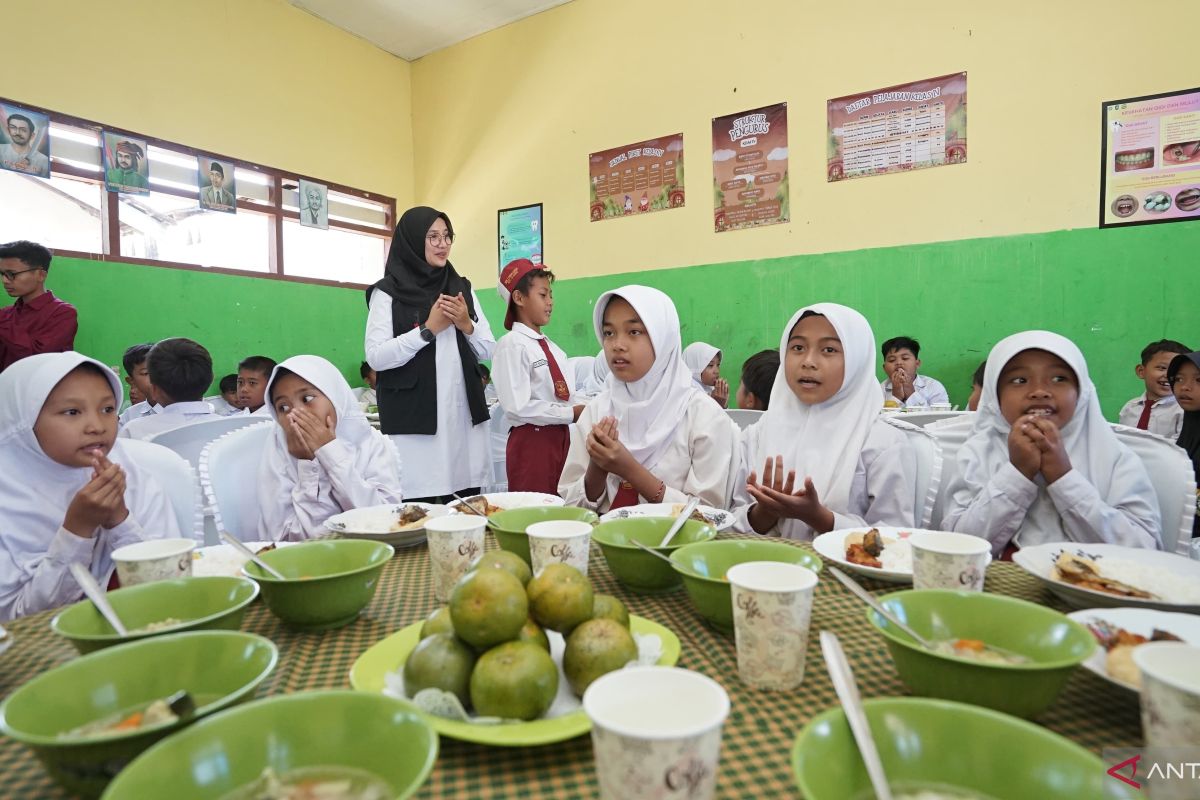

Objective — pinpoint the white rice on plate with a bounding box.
[1090,558,1200,604]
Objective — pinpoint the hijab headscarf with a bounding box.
[585,349,610,394]
[751,303,880,518]
[588,286,699,495]
[370,206,468,312]
[683,342,720,394]
[568,356,596,392]
[1169,352,1200,470]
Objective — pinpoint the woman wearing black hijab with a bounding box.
[1168,351,1200,539]
[365,207,495,503]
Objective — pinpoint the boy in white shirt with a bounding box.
[117,343,158,426]
[880,336,949,409]
[492,259,583,494]
[1117,339,1190,438]
[121,338,223,439]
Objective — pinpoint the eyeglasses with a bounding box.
[0,267,40,281]
[425,233,454,246]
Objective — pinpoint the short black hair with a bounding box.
[514,268,555,298]
[740,349,780,410]
[121,342,153,374]
[882,336,920,359]
[7,114,33,131]
[238,355,277,376]
[360,361,373,379]
[268,367,296,403]
[1141,339,1191,365]
[219,373,237,393]
[0,240,52,271]
[147,338,214,403]
[971,359,987,388]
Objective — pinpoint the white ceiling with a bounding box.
[290,0,576,61]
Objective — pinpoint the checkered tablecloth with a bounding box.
[0,537,1143,798]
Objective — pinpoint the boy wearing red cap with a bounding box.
[492,259,584,494]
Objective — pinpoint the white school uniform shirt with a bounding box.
[1117,393,1184,440]
[0,353,181,621]
[881,374,950,408]
[207,395,243,417]
[119,400,224,440]
[256,356,404,541]
[493,323,577,428]
[118,399,157,427]
[943,330,1161,556]
[365,288,496,498]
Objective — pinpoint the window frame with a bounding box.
[2,96,395,289]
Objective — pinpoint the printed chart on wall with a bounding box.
[827,72,967,182]
[589,134,684,221]
[712,103,788,233]
[497,203,543,274]
[1100,87,1200,228]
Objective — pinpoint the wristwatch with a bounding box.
[418,324,436,344]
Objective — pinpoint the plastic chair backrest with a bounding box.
[146,415,267,468]
[926,414,977,529]
[1111,424,1197,555]
[887,410,972,428]
[117,439,201,540]
[725,408,763,431]
[199,422,274,542]
[880,416,943,528]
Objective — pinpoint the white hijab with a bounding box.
[955,330,1135,545]
[568,356,596,392]
[588,286,699,488]
[751,303,880,516]
[257,356,403,536]
[584,349,610,394]
[0,353,180,592]
[683,342,720,394]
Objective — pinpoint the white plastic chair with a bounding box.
[1111,424,1197,555]
[146,415,266,468]
[880,416,943,529]
[352,386,367,400]
[926,414,977,529]
[889,410,972,428]
[118,439,201,541]
[725,408,763,431]
[199,422,274,543]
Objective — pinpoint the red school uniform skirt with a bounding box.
[506,424,571,495]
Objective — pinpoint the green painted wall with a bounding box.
[9,223,1196,416]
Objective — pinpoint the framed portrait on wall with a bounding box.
[0,103,51,178]
[198,156,237,213]
[298,179,329,229]
[497,203,543,274]
[102,132,150,195]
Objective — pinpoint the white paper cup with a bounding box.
[910,531,991,592]
[726,561,818,691]
[425,515,486,601]
[526,520,592,577]
[583,666,730,800]
[112,538,195,586]
[1133,643,1200,800]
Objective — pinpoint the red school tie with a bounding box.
[1135,400,1153,431]
[536,338,571,401]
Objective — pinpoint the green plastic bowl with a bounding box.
[793,697,1137,800]
[243,539,393,630]
[591,518,717,593]
[51,576,259,654]
[487,506,599,565]
[100,690,438,800]
[0,631,277,799]
[670,539,823,634]
[867,589,1095,718]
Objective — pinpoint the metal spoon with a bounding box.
[820,631,894,800]
[69,562,129,636]
[220,532,286,580]
[631,539,702,578]
[451,492,488,518]
[828,566,934,650]
[659,495,701,547]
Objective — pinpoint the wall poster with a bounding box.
[589,134,684,221]
[712,102,789,232]
[498,203,543,273]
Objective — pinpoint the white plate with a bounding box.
[447,492,565,516]
[598,503,735,532]
[192,541,296,578]
[1012,543,1200,613]
[323,502,448,548]
[811,527,927,584]
[1067,607,1200,693]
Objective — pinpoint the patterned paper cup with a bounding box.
[583,666,730,800]
[526,520,592,577]
[726,561,818,691]
[910,531,991,592]
[425,515,486,601]
[112,538,195,586]
[1134,643,1200,800]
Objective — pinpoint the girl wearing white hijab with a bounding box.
[0,353,180,621]
[559,286,738,512]
[943,331,1160,556]
[683,341,729,408]
[731,303,915,541]
[257,355,404,541]
[583,349,610,395]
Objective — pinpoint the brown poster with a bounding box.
[589,134,684,222]
[712,102,789,232]
[827,72,967,182]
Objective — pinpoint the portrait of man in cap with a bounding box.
[298,178,328,230]
[102,132,150,194]
[0,104,51,178]
[199,158,236,212]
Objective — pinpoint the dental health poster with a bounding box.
[497,203,542,274]
[1100,87,1200,228]
[827,72,967,182]
[712,102,789,233]
[589,134,684,221]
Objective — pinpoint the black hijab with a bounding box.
[1169,352,1200,465]
[366,207,489,435]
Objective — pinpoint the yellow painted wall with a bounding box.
[412,0,1200,285]
[0,0,413,205]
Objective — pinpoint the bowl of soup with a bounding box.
[0,631,277,799]
[101,690,438,800]
[866,590,1095,718]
